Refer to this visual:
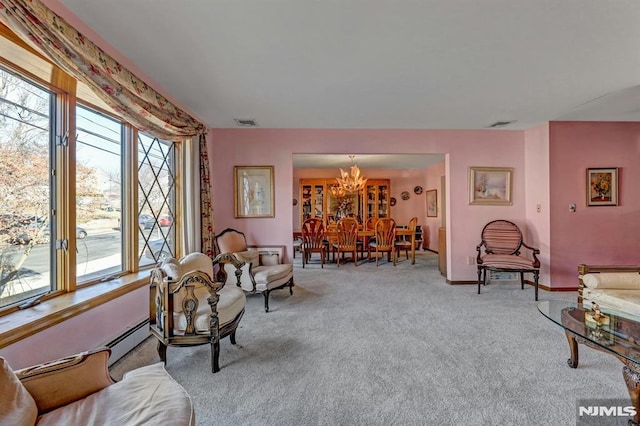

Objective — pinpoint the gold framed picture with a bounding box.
[587,167,618,207]
[234,166,275,218]
[468,167,513,205]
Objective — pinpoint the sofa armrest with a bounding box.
[16,347,114,414]
[577,264,640,304]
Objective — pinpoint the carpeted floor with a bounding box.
[110,251,628,425]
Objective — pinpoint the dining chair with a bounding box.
[301,217,327,268]
[368,218,397,266]
[395,216,418,263]
[332,217,359,266]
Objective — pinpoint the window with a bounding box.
[0,67,54,309]
[138,133,176,266]
[75,104,124,282]
[0,31,182,312]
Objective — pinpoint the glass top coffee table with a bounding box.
[538,300,640,425]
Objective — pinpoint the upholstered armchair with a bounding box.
[149,252,246,373]
[215,228,294,312]
[1,347,194,425]
[476,219,541,300]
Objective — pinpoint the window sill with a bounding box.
[0,271,150,349]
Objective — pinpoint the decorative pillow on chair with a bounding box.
[0,358,38,426]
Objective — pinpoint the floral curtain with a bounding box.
[199,134,216,258]
[0,0,206,141]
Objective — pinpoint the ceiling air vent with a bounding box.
[487,120,516,128]
[234,118,258,127]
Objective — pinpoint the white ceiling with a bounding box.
[55,0,640,133]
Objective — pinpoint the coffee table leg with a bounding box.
[565,330,579,368]
[623,366,640,425]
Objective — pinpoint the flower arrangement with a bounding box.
[591,173,612,200]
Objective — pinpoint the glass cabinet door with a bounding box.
[377,183,389,218]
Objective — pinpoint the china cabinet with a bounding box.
[298,178,390,225]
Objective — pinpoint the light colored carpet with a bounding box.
[110,252,627,425]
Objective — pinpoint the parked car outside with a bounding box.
[158,214,173,227]
[10,226,86,245]
[138,214,155,230]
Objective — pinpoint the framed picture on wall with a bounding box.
[468,167,513,205]
[234,166,275,218]
[426,189,438,217]
[587,167,618,206]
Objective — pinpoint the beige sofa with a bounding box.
[1,347,194,425]
[578,264,640,319]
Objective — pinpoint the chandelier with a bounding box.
[332,155,367,195]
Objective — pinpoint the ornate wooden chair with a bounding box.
[368,218,397,266]
[332,217,359,266]
[301,217,327,268]
[476,219,541,300]
[215,228,294,312]
[395,216,418,263]
[149,252,246,373]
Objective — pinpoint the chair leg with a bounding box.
[520,271,525,289]
[477,267,483,294]
[230,330,237,345]
[211,333,220,373]
[534,270,540,301]
[263,290,271,312]
[288,277,294,295]
[157,341,167,364]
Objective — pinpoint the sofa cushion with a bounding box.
[37,362,194,426]
[582,272,640,290]
[583,288,640,320]
[0,358,37,426]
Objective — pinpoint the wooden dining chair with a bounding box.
[368,218,397,266]
[395,216,418,263]
[332,217,359,266]
[301,217,327,268]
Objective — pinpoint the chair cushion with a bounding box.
[252,264,293,291]
[480,254,536,270]
[174,284,246,333]
[582,273,640,290]
[37,363,194,426]
[0,358,37,426]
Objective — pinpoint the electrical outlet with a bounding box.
[467,256,475,265]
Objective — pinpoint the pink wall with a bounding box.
[1,287,148,369]
[524,123,551,285]
[208,128,526,282]
[549,122,640,288]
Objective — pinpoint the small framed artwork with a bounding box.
[234,166,275,218]
[426,189,438,217]
[469,167,513,205]
[587,167,618,206]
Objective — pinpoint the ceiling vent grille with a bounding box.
[234,118,258,127]
[487,120,516,128]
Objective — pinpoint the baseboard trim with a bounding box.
[448,279,578,292]
[104,319,150,366]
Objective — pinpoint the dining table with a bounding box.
[293,227,417,265]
